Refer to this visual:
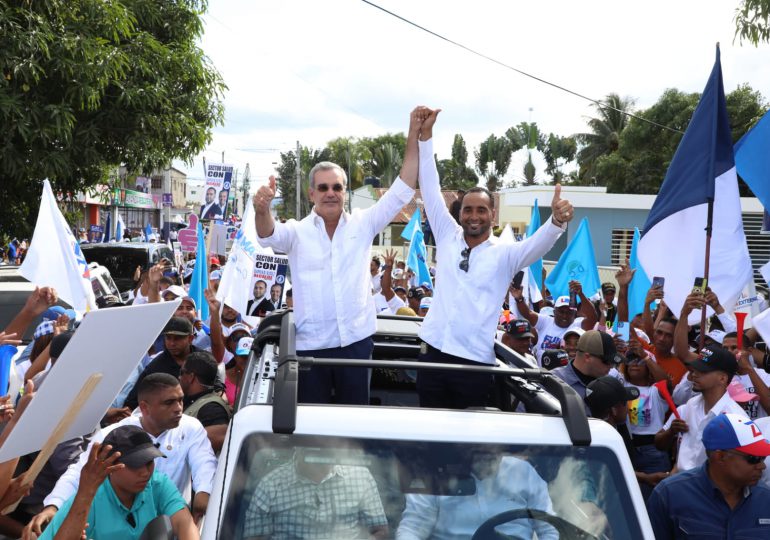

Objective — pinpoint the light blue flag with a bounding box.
[115,213,124,241]
[188,221,210,322]
[526,199,543,287]
[401,209,432,288]
[735,109,770,211]
[544,217,601,300]
[144,223,153,242]
[628,227,652,320]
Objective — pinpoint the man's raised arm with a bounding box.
[254,176,277,239]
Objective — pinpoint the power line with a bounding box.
[360,0,684,135]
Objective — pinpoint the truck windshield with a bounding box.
[218,434,644,540]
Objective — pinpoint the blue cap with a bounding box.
[702,413,770,456]
[41,306,77,322]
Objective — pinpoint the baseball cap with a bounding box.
[236,337,254,356]
[396,307,417,316]
[585,376,640,414]
[563,328,585,340]
[601,282,616,294]
[539,306,554,318]
[163,317,193,336]
[419,297,432,310]
[227,323,251,339]
[162,285,187,300]
[40,306,77,322]
[421,281,433,291]
[394,286,407,294]
[210,269,222,281]
[407,287,425,300]
[505,319,534,339]
[727,379,758,403]
[103,425,166,468]
[689,346,738,377]
[210,256,220,267]
[541,349,569,370]
[554,296,572,309]
[704,330,726,345]
[702,413,770,456]
[34,320,55,340]
[578,330,621,365]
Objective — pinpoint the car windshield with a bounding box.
[217,434,643,540]
[81,248,146,286]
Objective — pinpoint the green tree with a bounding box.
[541,134,577,184]
[325,137,368,188]
[575,93,635,182]
[475,134,513,192]
[0,0,225,237]
[274,146,331,219]
[594,85,767,194]
[436,134,478,190]
[735,0,770,45]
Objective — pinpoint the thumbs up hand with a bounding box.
[253,175,276,216]
[551,184,573,226]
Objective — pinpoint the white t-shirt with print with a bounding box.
[534,315,584,362]
[734,370,770,420]
[626,383,668,436]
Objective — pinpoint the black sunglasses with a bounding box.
[726,450,765,465]
[315,183,344,193]
[459,247,471,273]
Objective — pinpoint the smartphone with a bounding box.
[652,276,665,290]
[692,277,707,295]
[616,321,630,342]
[569,290,578,309]
[757,342,767,353]
[512,271,525,289]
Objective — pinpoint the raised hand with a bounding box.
[409,107,428,134]
[551,185,573,225]
[419,108,442,140]
[615,260,636,287]
[53,313,70,336]
[24,286,58,316]
[383,248,397,268]
[79,443,124,494]
[204,287,221,313]
[0,331,21,347]
[681,292,706,316]
[253,176,276,216]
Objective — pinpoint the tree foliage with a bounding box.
[593,84,768,194]
[274,146,331,220]
[436,134,478,190]
[475,134,513,192]
[575,93,635,181]
[735,0,770,45]
[0,0,226,237]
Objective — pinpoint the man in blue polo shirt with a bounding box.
[647,413,770,539]
[40,425,198,540]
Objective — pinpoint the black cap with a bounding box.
[163,317,193,336]
[578,330,621,365]
[505,319,534,339]
[50,331,74,359]
[394,286,407,293]
[407,287,425,300]
[585,376,640,415]
[541,349,569,370]
[103,425,166,468]
[601,282,617,294]
[689,346,738,377]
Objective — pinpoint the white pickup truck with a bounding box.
[201,312,654,540]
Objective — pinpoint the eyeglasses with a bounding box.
[459,247,471,273]
[315,183,345,193]
[726,450,766,465]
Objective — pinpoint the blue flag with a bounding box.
[628,227,652,320]
[526,199,543,287]
[144,223,153,242]
[735,109,770,211]
[188,221,210,322]
[545,217,601,299]
[115,213,124,241]
[401,209,432,288]
[103,213,111,243]
[638,46,752,321]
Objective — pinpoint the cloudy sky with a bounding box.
[174,0,770,190]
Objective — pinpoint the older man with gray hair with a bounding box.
[253,109,422,404]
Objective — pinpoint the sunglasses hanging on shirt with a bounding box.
[459,247,471,273]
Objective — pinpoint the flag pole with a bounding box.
[698,197,714,352]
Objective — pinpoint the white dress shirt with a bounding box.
[258,178,414,350]
[417,139,564,364]
[663,391,747,471]
[44,413,217,509]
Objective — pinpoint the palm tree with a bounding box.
[370,143,402,187]
[575,93,635,181]
[475,134,513,192]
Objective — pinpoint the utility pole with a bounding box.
[295,140,301,219]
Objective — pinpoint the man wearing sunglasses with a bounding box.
[647,413,770,539]
[252,110,421,404]
[414,107,574,409]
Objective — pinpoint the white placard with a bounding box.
[0,301,179,461]
[210,223,228,256]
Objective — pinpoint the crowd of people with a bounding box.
[0,105,768,539]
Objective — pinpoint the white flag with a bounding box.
[20,180,98,312]
[216,202,272,315]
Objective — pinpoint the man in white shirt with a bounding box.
[252,109,420,404]
[654,346,746,472]
[26,373,216,537]
[414,107,573,409]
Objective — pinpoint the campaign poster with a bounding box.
[244,253,289,318]
[200,163,234,221]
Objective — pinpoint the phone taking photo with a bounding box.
[512,271,525,289]
[692,277,707,295]
[616,321,630,342]
[652,276,665,290]
[569,290,578,309]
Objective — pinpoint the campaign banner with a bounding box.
[244,253,289,317]
[200,163,234,221]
